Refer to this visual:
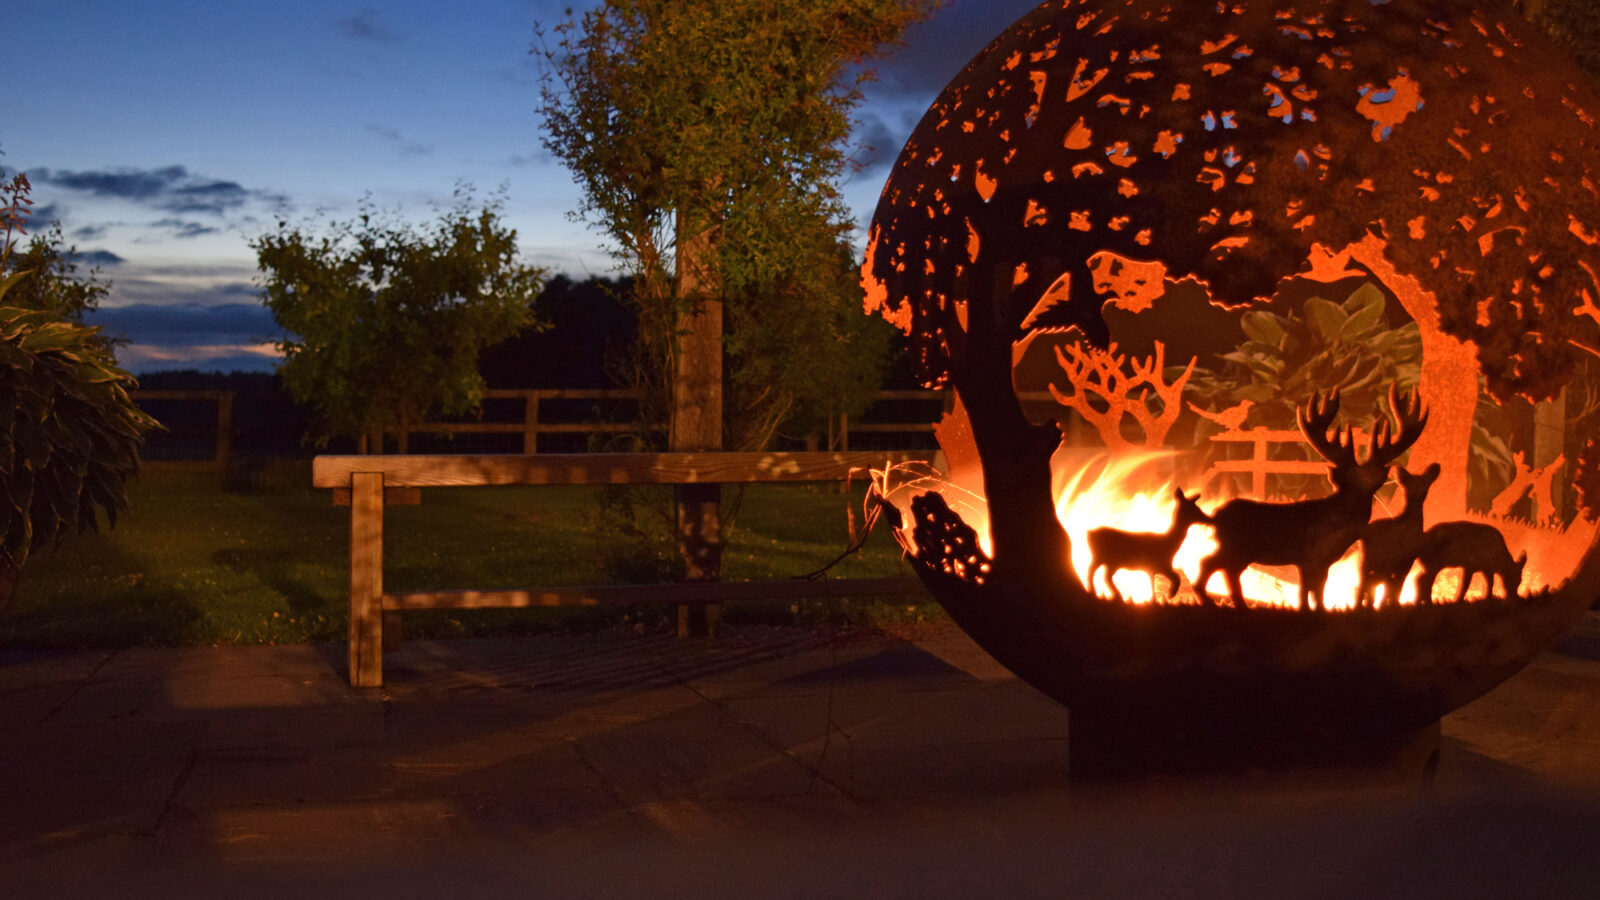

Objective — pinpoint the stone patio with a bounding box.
[2,614,1597,897]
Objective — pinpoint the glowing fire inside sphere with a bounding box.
[862,0,1600,764]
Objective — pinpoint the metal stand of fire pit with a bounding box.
[1066,714,1441,783]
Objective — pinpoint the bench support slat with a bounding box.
[382,577,925,610]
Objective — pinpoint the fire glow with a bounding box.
[878,449,1587,612]
[1050,451,1377,609]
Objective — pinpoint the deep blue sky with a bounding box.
[8,0,1039,373]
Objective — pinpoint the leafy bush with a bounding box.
[1184,282,1512,493]
[0,173,158,608]
[0,305,157,578]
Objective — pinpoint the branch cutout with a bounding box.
[1048,339,1195,449]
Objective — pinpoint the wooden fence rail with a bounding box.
[314,450,937,687]
[131,390,235,469]
[423,388,949,453]
[128,387,951,462]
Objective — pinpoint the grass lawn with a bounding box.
[0,462,941,649]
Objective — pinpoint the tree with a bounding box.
[0,222,111,323]
[537,0,939,453]
[253,191,543,451]
[0,174,157,612]
[1520,0,1600,80]
[0,167,110,323]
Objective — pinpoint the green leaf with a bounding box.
[1341,284,1386,338]
[1303,298,1347,343]
[1240,311,1285,347]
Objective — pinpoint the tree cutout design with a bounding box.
[1048,339,1195,450]
[1490,451,1567,524]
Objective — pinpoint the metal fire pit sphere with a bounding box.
[863,0,1600,770]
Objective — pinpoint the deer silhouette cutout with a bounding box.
[1414,522,1527,604]
[1086,489,1210,603]
[1196,386,1428,611]
[1357,462,1441,609]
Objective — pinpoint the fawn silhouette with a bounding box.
[1086,489,1210,603]
[1356,462,1441,608]
[1196,386,1428,611]
[1414,521,1527,604]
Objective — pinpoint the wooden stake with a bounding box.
[348,472,385,687]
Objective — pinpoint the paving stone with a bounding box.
[717,681,1071,764]
[156,796,470,863]
[0,648,112,689]
[0,720,199,849]
[197,703,388,751]
[173,746,398,808]
[95,644,343,679]
[810,737,1074,803]
[571,702,828,803]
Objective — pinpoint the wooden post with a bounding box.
[673,205,723,638]
[1252,429,1268,500]
[523,391,540,455]
[349,472,385,687]
[214,392,233,470]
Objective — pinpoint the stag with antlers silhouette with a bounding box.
[1196,387,1429,611]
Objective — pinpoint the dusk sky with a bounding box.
[8,0,1041,373]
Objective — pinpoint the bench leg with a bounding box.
[349,472,385,687]
[676,483,721,638]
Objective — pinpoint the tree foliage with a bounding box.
[252,191,543,448]
[1520,0,1600,80]
[0,173,109,323]
[537,0,937,450]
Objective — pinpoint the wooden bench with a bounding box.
[313,451,936,686]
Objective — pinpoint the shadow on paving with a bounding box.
[0,619,1597,897]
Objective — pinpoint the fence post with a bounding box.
[349,472,385,687]
[523,391,540,455]
[1251,429,1268,499]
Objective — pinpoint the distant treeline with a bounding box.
[135,275,924,460]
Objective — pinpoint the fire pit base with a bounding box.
[1067,714,1441,783]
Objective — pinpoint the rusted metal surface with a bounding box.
[863,0,1600,756]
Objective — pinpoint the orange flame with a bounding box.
[874,447,1592,610]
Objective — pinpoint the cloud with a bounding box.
[106,266,262,307]
[365,124,433,156]
[80,249,124,266]
[72,224,109,240]
[338,8,398,42]
[149,218,220,239]
[850,112,904,174]
[90,302,281,346]
[91,302,285,374]
[31,165,285,216]
[26,203,63,226]
[114,343,282,375]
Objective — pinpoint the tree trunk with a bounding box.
[673,205,723,637]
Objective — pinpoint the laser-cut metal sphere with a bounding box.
[864,0,1600,761]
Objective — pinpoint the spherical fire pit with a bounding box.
[863,0,1600,774]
